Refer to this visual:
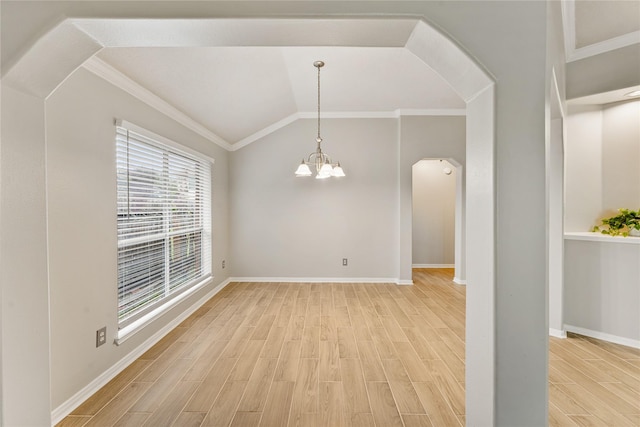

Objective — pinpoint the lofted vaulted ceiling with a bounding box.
[97,46,465,145]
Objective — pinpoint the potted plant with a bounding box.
[592,208,640,237]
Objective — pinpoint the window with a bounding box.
[116,121,212,327]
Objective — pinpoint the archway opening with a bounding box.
[3,16,496,426]
[411,158,465,284]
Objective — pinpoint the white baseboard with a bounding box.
[229,277,407,285]
[51,278,233,425]
[412,264,454,268]
[452,277,467,285]
[564,324,640,349]
[549,328,566,339]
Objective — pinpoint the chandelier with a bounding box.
[294,60,345,179]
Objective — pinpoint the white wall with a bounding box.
[464,86,496,424]
[230,118,400,279]
[412,160,456,266]
[564,239,640,345]
[1,84,52,426]
[487,2,549,422]
[45,68,230,410]
[566,100,640,231]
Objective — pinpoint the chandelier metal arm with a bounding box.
[303,151,334,166]
[294,60,345,179]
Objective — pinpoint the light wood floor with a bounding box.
[58,269,640,427]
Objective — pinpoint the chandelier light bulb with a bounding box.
[332,163,345,177]
[320,160,334,176]
[295,160,312,177]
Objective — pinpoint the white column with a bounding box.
[1,84,52,426]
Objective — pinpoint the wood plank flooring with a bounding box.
[57,269,640,427]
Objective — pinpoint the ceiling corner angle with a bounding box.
[231,113,301,151]
[82,56,233,151]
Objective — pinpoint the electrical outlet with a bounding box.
[222,260,226,269]
[343,258,348,266]
[96,327,107,347]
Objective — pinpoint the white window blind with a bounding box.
[116,122,211,326]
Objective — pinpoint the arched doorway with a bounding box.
[412,158,465,283]
[3,16,496,425]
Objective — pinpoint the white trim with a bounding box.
[83,56,232,150]
[396,108,466,116]
[551,68,566,119]
[453,277,467,285]
[564,232,640,245]
[300,111,395,119]
[229,277,406,285]
[549,328,567,339]
[412,264,455,268]
[564,325,640,349]
[562,0,640,63]
[83,54,467,153]
[51,278,233,425]
[561,0,576,64]
[299,109,466,119]
[116,275,213,345]
[231,113,301,151]
[230,109,466,151]
[567,31,640,62]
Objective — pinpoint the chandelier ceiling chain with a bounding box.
[294,60,345,179]
[317,60,321,141]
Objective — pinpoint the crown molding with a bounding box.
[232,112,301,151]
[82,56,233,151]
[82,56,466,153]
[298,109,466,119]
[230,108,466,151]
[395,108,466,116]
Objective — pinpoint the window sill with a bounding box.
[115,275,213,345]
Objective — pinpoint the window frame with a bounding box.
[115,120,213,343]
